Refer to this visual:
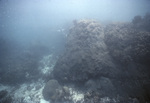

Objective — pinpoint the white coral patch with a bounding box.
[69,87,84,103]
[13,79,46,103]
[39,54,56,75]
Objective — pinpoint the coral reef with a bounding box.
[104,23,149,64]
[132,13,150,32]
[104,21,150,103]
[50,17,150,103]
[1,13,150,103]
[52,20,115,83]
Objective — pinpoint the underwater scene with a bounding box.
[0,0,150,103]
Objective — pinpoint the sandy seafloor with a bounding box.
[0,54,119,103]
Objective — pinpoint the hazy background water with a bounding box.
[0,0,150,52]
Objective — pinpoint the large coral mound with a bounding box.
[53,20,115,83]
[50,16,150,102]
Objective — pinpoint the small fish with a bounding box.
[57,28,65,32]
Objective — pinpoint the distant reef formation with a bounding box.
[46,13,150,103]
